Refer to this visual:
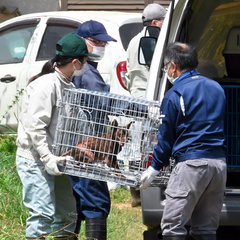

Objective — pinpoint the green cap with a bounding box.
[56,32,99,58]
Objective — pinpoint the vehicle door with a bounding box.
[0,18,40,130]
[141,0,195,229]
[145,0,191,102]
[0,17,80,131]
[25,17,80,87]
[141,0,240,231]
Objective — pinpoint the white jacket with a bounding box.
[126,28,149,98]
[16,71,74,161]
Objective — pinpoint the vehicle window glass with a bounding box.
[0,25,36,64]
[187,1,240,79]
[37,25,78,61]
[119,22,143,51]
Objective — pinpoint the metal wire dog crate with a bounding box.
[52,88,170,187]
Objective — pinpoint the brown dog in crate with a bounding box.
[62,119,132,170]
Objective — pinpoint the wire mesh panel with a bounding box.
[52,88,170,187]
[223,85,240,168]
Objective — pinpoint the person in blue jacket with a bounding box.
[69,20,116,240]
[139,42,227,240]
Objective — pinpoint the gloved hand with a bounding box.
[41,153,66,176]
[139,166,160,190]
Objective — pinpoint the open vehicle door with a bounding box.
[140,0,240,239]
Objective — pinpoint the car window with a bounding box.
[0,25,36,64]
[37,25,78,61]
[119,22,143,51]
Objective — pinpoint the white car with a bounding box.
[0,11,142,131]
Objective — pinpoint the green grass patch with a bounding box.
[0,135,27,239]
[0,135,146,239]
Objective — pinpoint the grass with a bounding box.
[0,135,27,239]
[0,134,146,240]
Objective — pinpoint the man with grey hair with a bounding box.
[126,3,166,208]
[140,42,226,240]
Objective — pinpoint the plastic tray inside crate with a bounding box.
[52,88,170,187]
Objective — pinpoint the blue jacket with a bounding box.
[73,62,110,92]
[73,62,110,134]
[151,70,226,171]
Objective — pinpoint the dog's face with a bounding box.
[111,120,133,146]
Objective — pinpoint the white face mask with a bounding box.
[86,40,105,61]
[72,60,87,77]
[167,73,179,85]
[167,64,179,85]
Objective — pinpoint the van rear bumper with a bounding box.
[141,186,165,228]
[141,187,240,227]
[219,189,240,226]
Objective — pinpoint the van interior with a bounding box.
[167,0,240,188]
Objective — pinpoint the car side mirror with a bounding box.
[144,26,160,38]
[138,36,157,66]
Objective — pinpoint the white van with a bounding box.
[139,0,240,239]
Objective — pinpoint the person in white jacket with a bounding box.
[126,3,166,208]
[16,32,98,240]
[126,3,166,98]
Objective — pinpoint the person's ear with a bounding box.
[171,62,177,72]
[72,59,81,70]
[151,19,158,26]
[72,59,78,64]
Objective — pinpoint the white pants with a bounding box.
[16,156,77,238]
[161,158,226,237]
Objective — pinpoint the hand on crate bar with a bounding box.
[41,153,66,176]
[139,166,160,189]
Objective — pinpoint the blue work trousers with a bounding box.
[69,176,111,220]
